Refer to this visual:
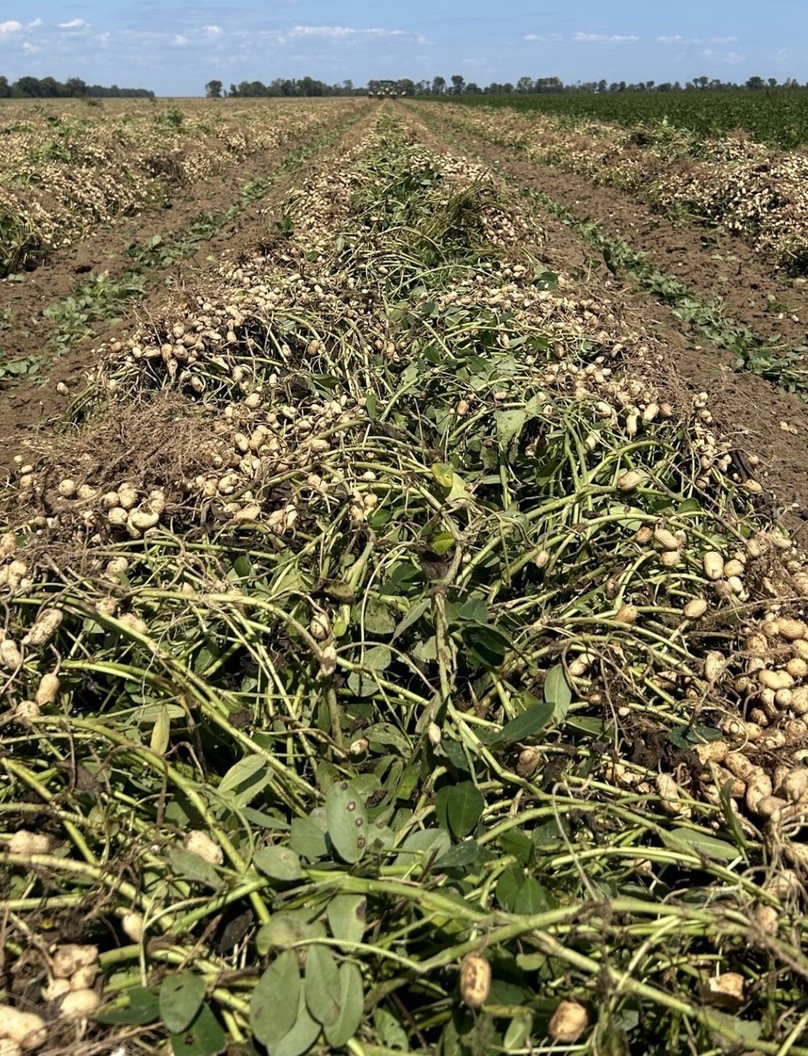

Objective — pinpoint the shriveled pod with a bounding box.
[118,613,148,636]
[517,746,542,778]
[724,559,745,578]
[614,603,638,624]
[692,739,728,765]
[703,552,725,581]
[660,550,681,569]
[309,613,331,641]
[790,686,808,716]
[777,767,808,804]
[459,952,491,1010]
[704,652,726,683]
[107,507,128,528]
[745,632,769,658]
[634,526,653,545]
[51,944,98,979]
[745,773,774,814]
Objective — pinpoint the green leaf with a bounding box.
[504,1013,533,1052]
[219,755,266,796]
[513,877,552,915]
[496,866,524,911]
[664,827,741,863]
[431,462,455,488]
[496,702,554,744]
[254,846,303,882]
[271,990,321,1056]
[544,664,572,718]
[394,828,451,869]
[364,599,396,636]
[374,1007,410,1051]
[433,840,481,871]
[435,782,485,840]
[170,1005,226,1056]
[304,945,342,1026]
[323,963,364,1048]
[327,894,367,948]
[250,950,301,1048]
[461,622,511,669]
[96,986,160,1025]
[165,847,221,890]
[150,705,170,756]
[495,409,527,447]
[256,912,326,956]
[160,972,206,1034]
[325,781,369,863]
[289,816,329,860]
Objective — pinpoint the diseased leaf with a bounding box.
[327,894,367,948]
[325,780,369,864]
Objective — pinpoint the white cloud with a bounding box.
[0,21,24,35]
[172,34,189,46]
[202,25,224,40]
[573,32,639,44]
[524,33,563,42]
[21,41,40,53]
[701,47,746,64]
[59,19,90,29]
[656,35,738,45]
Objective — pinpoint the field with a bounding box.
[450,89,808,149]
[4,96,808,1056]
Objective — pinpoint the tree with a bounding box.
[517,76,534,93]
[431,76,446,95]
[205,80,223,98]
[65,77,87,96]
[746,75,765,90]
[450,74,465,95]
[0,76,9,98]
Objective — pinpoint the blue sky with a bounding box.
[0,0,804,96]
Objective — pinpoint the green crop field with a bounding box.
[444,89,808,149]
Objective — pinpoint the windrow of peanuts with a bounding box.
[3,108,808,1051]
[431,102,808,271]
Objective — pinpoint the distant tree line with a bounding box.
[207,78,359,98]
[207,74,808,100]
[410,74,807,95]
[0,75,154,99]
